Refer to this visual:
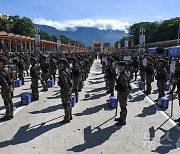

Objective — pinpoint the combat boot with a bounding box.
[116,120,126,126]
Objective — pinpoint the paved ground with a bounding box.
[0,59,179,154]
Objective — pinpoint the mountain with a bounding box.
[34,24,127,46]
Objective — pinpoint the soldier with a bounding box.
[144,58,154,95]
[0,57,14,120]
[139,57,146,82]
[115,61,131,126]
[71,57,81,103]
[155,59,168,100]
[40,55,49,91]
[58,58,72,123]
[105,57,117,96]
[17,55,25,85]
[174,59,180,123]
[30,57,41,101]
[49,55,57,82]
[131,56,139,81]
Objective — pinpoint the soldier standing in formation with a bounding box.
[115,61,131,126]
[144,58,154,95]
[105,57,117,96]
[0,57,14,120]
[155,59,168,100]
[40,55,49,91]
[58,58,73,123]
[71,57,81,103]
[30,57,41,102]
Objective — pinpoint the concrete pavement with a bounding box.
[0,59,179,154]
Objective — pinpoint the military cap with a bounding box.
[117,61,127,67]
[58,58,69,65]
[0,57,8,65]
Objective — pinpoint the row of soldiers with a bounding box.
[0,52,95,122]
[102,53,180,125]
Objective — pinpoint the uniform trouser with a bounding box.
[73,77,79,102]
[117,92,129,123]
[1,87,13,117]
[18,71,24,84]
[31,79,39,99]
[146,82,152,93]
[177,86,180,106]
[50,70,56,81]
[140,72,145,82]
[108,78,116,96]
[132,68,138,80]
[41,73,49,90]
[157,80,166,98]
[61,89,72,120]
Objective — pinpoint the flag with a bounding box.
[93,41,101,48]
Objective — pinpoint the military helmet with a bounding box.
[58,58,69,66]
[70,57,77,62]
[0,57,8,65]
[30,57,37,63]
[117,61,127,67]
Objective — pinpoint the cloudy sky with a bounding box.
[0,0,179,31]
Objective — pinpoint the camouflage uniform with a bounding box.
[30,58,41,101]
[115,62,131,125]
[105,58,116,96]
[71,58,81,103]
[17,57,25,85]
[50,58,57,82]
[40,58,50,91]
[145,60,154,94]
[155,60,168,98]
[0,58,14,120]
[58,59,72,123]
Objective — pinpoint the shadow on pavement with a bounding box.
[29,104,63,114]
[67,124,122,152]
[82,92,108,101]
[86,87,106,93]
[136,104,158,117]
[47,95,60,99]
[0,116,65,148]
[129,94,146,102]
[75,103,113,117]
[151,126,180,153]
[90,77,104,80]
[88,80,105,85]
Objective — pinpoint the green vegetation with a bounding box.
[115,17,180,47]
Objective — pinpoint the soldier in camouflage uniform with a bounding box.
[17,55,25,85]
[30,57,41,101]
[139,58,146,82]
[155,59,168,100]
[50,55,57,82]
[0,57,14,120]
[144,58,154,95]
[115,61,131,126]
[71,57,81,103]
[105,57,117,96]
[40,55,49,91]
[58,58,72,123]
[131,56,139,81]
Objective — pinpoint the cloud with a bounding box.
[33,18,130,32]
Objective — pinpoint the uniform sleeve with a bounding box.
[119,75,129,92]
[60,72,70,89]
[162,68,168,79]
